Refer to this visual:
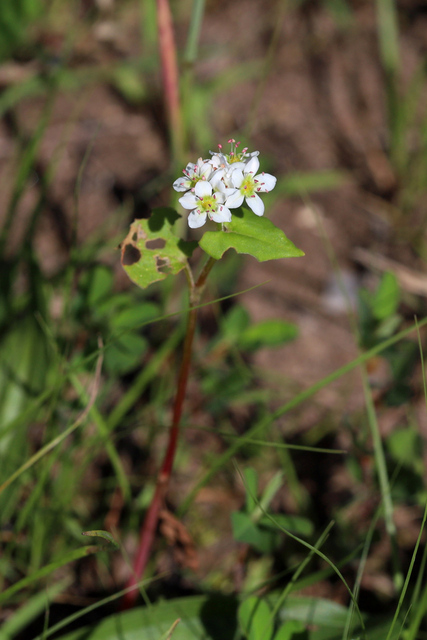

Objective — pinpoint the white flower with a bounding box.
[178,180,232,229]
[174,140,276,227]
[209,139,259,168]
[225,156,276,216]
[173,157,214,193]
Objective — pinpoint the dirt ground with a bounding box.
[2,0,427,611]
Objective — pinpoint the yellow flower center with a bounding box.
[239,174,255,196]
[198,194,217,213]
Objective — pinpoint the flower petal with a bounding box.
[228,161,246,173]
[210,168,226,189]
[231,169,244,188]
[179,193,198,210]
[225,190,244,209]
[195,180,212,198]
[188,209,207,228]
[244,156,260,175]
[254,172,277,192]
[211,205,232,223]
[213,189,226,204]
[246,193,264,216]
[199,162,213,179]
[173,177,191,192]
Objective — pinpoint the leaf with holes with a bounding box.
[199,206,304,262]
[121,208,197,289]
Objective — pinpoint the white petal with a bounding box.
[199,162,213,179]
[195,180,212,198]
[211,205,232,223]
[225,190,244,209]
[188,209,207,228]
[179,193,198,210]
[213,188,226,204]
[210,168,225,189]
[231,169,244,188]
[173,177,191,192]
[245,156,260,175]
[246,193,264,216]
[222,169,235,188]
[254,172,276,192]
[228,161,245,172]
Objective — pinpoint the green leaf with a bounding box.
[238,597,274,640]
[110,303,159,330]
[112,65,146,104]
[238,320,298,351]
[104,333,147,375]
[231,511,279,554]
[244,467,259,514]
[259,515,314,537]
[386,426,421,468]
[39,592,397,640]
[220,305,251,343]
[372,271,400,320]
[273,620,306,640]
[84,265,114,306]
[121,208,197,289]
[48,594,239,640]
[199,207,304,262]
[82,530,119,548]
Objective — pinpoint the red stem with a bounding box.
[157,0,184,162]
[121,258,216,609]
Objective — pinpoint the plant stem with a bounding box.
[121,256,216,609]
[157,0,184,166]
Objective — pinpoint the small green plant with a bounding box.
[358,270,418,406]
[74,263,161,376]
[119,139,304,607]
[231,468,313,555]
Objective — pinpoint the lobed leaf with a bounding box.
[199,207,304,262]
[121,208,197,289]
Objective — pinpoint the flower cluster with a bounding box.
[173,140,277,229]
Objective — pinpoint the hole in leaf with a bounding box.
[156,256,169,273]
[146,238,166,250]
[132,232,138,242]
[122,244,141,266]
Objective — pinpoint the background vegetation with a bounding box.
[1,0,427,638]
